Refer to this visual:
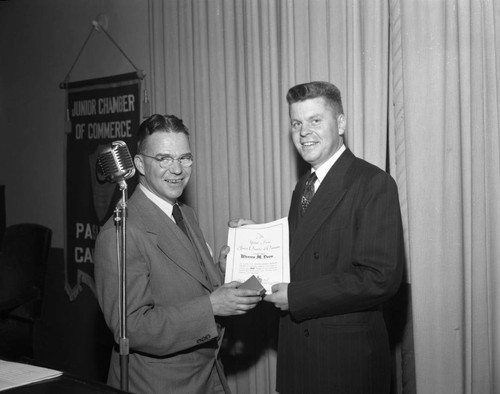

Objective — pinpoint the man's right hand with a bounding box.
[210,281,262,316]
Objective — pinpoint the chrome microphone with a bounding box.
[97,140,136,185]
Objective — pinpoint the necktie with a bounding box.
[172,204,189,239]
[301,172,317,214]
[172,203,208,279]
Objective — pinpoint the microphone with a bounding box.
[97,140,136,186]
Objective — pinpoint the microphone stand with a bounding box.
[114,179,129,392]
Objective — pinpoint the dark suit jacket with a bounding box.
[94,187,230,394]
[276,148,404,394]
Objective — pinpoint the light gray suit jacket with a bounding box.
[94,187,229,394]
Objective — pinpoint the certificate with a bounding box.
[225,217,290,293]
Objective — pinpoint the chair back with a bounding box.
[0,223,52,320]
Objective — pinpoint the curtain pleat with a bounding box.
[389,0,416,392]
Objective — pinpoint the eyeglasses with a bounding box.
[139,153,194,168]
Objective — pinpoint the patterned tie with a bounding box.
[301,172,317,214]
[172,204,189,239]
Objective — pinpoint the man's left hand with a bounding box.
[217,245,230,273]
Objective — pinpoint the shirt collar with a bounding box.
[139,183,175,221]
[313,144,346,185]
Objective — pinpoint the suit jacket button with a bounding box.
[304,329,310,337]
[313,252,319,259]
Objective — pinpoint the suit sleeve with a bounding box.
[288,171,404,321]
[94,222,219,357]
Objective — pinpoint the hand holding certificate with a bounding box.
[225,217,290,293]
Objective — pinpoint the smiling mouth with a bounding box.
[301,141,317,147]
[165,178,183,184]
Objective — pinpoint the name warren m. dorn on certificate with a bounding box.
[225,217,290,293]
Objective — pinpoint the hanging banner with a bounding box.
[64,73,141,300]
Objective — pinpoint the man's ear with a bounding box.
[134,155,145,176]
[338,114,346,135]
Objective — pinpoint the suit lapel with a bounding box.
[131,189,212,289]
[157,224,211,289]
[289,149,355,270]
[182,210,223,290]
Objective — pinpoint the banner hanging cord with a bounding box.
[60,20,144,89]
[92,20,143,76]
[61,25,95,86]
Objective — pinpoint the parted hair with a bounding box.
[137,114,189,152]
[286,81,344,115]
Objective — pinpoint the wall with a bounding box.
[0,0,150,382]
[0,0,150,249]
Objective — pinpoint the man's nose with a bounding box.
[169,160,183,174]
[299,124,310,136]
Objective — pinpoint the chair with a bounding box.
[0,223,52,360]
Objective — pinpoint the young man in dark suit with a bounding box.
[264,81,404,394]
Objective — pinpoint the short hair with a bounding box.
[137,114,189,152]
[286,81,344,114]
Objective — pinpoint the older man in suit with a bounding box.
[264,81,404,393]
[94,114,262,394]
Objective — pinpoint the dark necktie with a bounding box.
[172,204,189,239]
[301,172,317,214]
[172,203,208,279]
